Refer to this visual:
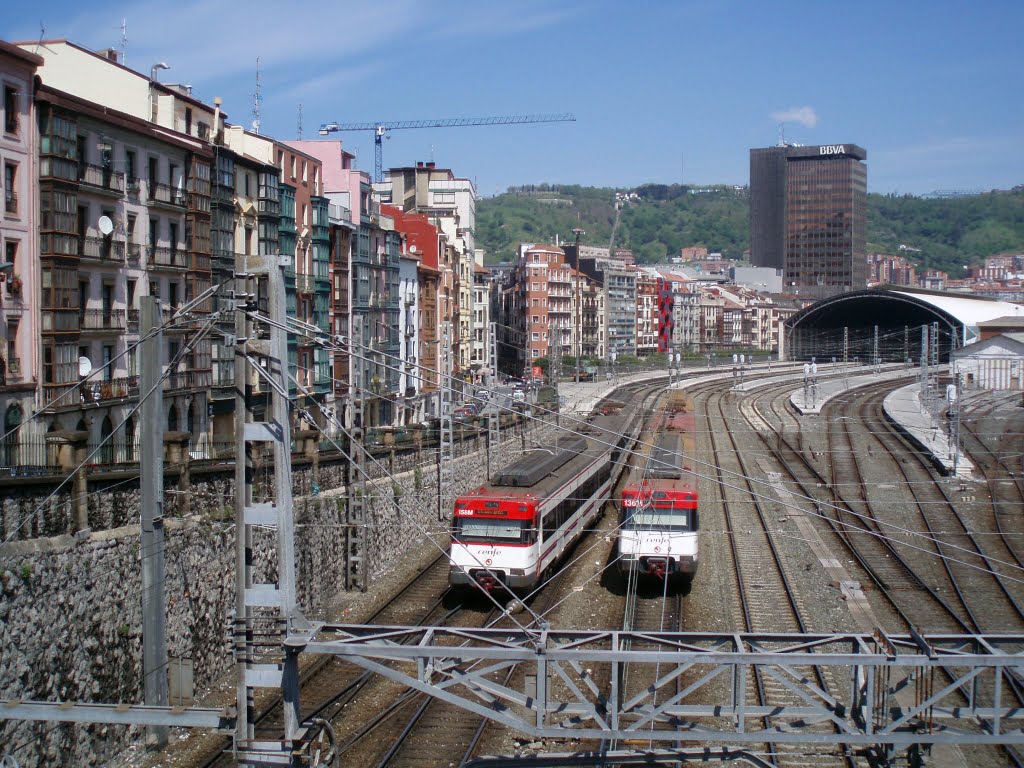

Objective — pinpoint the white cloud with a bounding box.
[771,106,818,128]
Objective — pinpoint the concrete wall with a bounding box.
[0,417,555,767]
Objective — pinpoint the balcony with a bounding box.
[127,307,189,334]
[190,252,212,272]
[148,243,188,270]
[4,193,16,215]
[80,236,125,263]
[41,309,81,333]
[258,197,280,217]
[295,273,315,294]
[80,308,126,332]
[127,242,142,261]
[212,183,233,205]
[78,163,125,195]
[149,182,186,209]
[39,156,78,182]
[164,368,212,393]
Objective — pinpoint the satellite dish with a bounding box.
[78,356,93,377]
[98,216,114,236]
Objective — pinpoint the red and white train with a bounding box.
[449,405,641,594]
[617,390,699,582]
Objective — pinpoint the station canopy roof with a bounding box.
[787,287,1024,344]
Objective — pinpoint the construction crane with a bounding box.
[318,113,576,182]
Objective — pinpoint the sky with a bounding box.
[6,0,1023,197]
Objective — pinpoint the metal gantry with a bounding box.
[295,627,1024,753]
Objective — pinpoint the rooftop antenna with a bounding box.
[297,103,303,140]
[119,18,127,65]
[777,123,786,147]
[251,56,262,134]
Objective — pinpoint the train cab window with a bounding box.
[626,508,693,532]
[454,518,536,544]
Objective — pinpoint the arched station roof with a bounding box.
[786,287,1023,344]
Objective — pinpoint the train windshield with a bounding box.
[453,518,536,544]
[625,509,693,532]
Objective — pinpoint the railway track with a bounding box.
[702,385,850,768]
[338,381,662,767]
[746,378,1024,767]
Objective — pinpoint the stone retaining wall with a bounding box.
[0,417,555,767]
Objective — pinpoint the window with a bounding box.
[4,241,16,292]
[125,150,137,185]
[148,156,158,199]
[532,349,539,358]
[4,85,17,135]
[244,172,250,197]
[290,156,296,179]
[532,332,539,341]
[301,160,307,183]
[7,320,19,364]
[3,162,16,214]
[185,108,192,135]
[126,213,137,241]
[149,218,158,248]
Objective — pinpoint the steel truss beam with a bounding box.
[296,627,1024,748]
[0,701,231,729]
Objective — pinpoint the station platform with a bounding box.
[559,363,974,479]
[882,383,974,478]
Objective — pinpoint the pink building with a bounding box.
[0,41,43,461]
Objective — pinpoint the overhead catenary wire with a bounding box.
[324,328,1024,581]
[1,312,221,545]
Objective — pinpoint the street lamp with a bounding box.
[572,227,584,382]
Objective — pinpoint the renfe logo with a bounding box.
[819,145,846,155]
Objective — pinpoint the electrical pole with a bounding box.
[438,321,453,521]
[843,326,849,390]
[140,295,168,748]
[487,322,499,481]
[874,324,880,373]
[346,319,367,592]
[233,254,305,761]
[572,227,584,382]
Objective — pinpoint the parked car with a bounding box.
[453,406,476,422]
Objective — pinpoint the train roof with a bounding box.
[646,432,683,480]
[468,407,637,500]
[494,435,590,487]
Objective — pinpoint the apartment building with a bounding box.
[382,204,444,415]
[471,258,490,375]
[380,162,479,376]
[270,142,330,414]
[0,42,42,465]
[604,266,637,358]
[635,270,659,357]
[288,140,400,426]
[33,79,215,458]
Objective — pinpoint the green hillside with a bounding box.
[476,184,1024,275]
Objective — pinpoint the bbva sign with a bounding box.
[819,145,846,155]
